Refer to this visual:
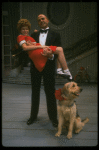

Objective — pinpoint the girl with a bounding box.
[17,19,72,80]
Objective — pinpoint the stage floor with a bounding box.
[2,83,98,147]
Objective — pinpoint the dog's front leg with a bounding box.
[67,117,75,139]
[55,115,64,137]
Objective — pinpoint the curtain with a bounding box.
[8,2,30,67]
[8,2,20,48]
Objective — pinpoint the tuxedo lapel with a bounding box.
[36,29,53,45]
[35,31,40,43]
[45,29,53,46]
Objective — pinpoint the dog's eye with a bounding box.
[72,84,75,87]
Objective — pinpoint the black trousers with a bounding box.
[30,61,57,122]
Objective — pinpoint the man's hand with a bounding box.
[41,48,53,58]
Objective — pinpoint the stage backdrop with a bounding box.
[21,2,97,49]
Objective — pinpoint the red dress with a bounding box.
[17,35,57,72]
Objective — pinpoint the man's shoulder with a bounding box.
[31,28,60,42]
[49,29,61,46]
[49,29,59,35]
[31,31,38,37]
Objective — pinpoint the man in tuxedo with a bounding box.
[27,14,62,127]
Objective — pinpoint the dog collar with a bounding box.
[55,89,66,101]
[68,102,75,107]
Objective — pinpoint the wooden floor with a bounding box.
[2,83,98,147]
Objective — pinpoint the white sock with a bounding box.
[64,69,72,79]
[57,68,62,72]
[57,68,64,75]
[64,69,69,73]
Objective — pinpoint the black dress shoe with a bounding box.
[68,78,73,82]
[27,118,37,125]
[52,122,58,127]
[51,120,58,127]
[57,74,70,79]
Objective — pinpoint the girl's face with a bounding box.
[20,26,29,36]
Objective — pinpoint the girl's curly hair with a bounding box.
[17,19,31,32]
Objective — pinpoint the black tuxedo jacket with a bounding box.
[30,29,62,73]
[31,29,62,47]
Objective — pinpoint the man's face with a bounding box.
[37,14,49,29]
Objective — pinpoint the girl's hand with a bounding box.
[26,40,32,45]
[31,42,36,46]
[41,46,49,49]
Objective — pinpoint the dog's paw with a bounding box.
[55,132,61,137]
[75,129,80,134]
[75,128,82,134]
[67,133,72,139]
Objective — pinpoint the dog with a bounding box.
[55,82,89,139]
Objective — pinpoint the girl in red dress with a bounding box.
[17,19,72,79]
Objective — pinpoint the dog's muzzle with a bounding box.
[73,88,83,96]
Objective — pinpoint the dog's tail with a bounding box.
[82,117,89,125]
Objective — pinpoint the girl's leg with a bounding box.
[55,47,68,70]
[57,59,61,69]
[57,59,65,75]
[54,47,72,80]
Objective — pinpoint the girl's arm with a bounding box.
[22,43,49,51]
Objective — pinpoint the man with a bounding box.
[27,14,62,127]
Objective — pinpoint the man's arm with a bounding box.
[31,30,62,59]
[41,32,62,59]
[53,32,62,47]
[31,31,54,59]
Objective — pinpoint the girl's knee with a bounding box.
[56,47,63,53]
[59,47,63,51]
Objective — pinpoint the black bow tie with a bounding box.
[40,29,49,33]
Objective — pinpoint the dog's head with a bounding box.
[61,82,82,100]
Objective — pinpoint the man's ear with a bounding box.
[34,29,38,32]
[47,18,49,24]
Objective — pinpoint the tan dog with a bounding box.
[55,82,89,139]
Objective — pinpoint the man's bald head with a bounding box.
[37,14,49,29]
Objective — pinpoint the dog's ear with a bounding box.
[61,82,72,96]
[61,86,67,99]
[65,83,71,90]
[61,83,69,96]
[61,86,66,94]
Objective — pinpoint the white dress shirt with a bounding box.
[39,27,54,60]
[39,27,49,46]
